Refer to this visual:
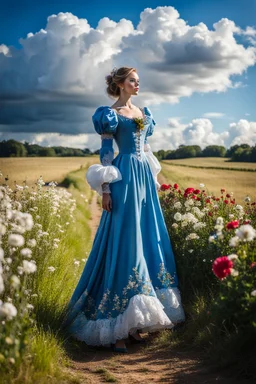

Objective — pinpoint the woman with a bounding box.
[62,66,185,353]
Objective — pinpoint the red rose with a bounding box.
[221,188,225,193]
[226,193,231,198]
[205,198,211,203]
[212,256,233,280]
[194,189,200,194]
[208,212,213,216]
[184,187,194,195]
[243,220,251,225]
[196,197,201,201]
[215,198,220,201]
[224,199,229,204]
[160,184,171,191]
[173,183,179,189]
[226,220,239,230]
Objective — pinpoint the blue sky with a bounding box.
[0,0,256,150]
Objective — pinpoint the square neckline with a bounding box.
[109,106,146,121]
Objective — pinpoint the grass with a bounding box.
[160,161,255,205]
[93,367,118,382]
[0,164,95,383]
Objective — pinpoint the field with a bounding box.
[1,157,255,205]
[0,156,255,383]
[0,157,97,187]
[160,158,256,205]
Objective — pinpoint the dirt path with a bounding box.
[67,175,253,384]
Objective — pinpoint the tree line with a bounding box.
[0,140,255,162]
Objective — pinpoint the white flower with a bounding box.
[21,248,32,258]
[251,290,256,297]
[48,266,56,273]
[229,236,240,247]
[27,304,34,310]
[188,249,194,253]
[235,224,256,242]
[199,183,205,187]
[82,258,86,262]
[0,223,6,236]
[174,212,182,221]
[193,222,206,231]
[0,275,4,294]
[216,217,224,225]
[22,260,37,274]
[235,205,243,211]
[0,248,4,261]
[0,302,17,320]
[74,260,80,266]
[227,254,238,261]
[230,268,239,277]
[174,202,182,209]
[229,214,235,219]
[172,223,178,229]
[10,275,20,289]
[27,239,37,248]
[208,235,215,243]
[8,234,25,247]
[244,196,251,202]
[186,233,200,241]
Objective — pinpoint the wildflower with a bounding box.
[251,290,256,297]
[10,275,20,289]
[0,302,17,320]
[0,275,4,294]
[27,239,37,247]
[160,184,171,191]
[174,202,182,209]
[0,248,4,261]
[226,220,239,230]
[235,224,256,242]
[174,212,182,221]
[8,234,25,247]
[22,260,37,274]
[227,254,238,261]
[212,256,233,280]
[185,233,199,241]
[48,266,56,273]
[230,269,239,277]
[21,248,32,258]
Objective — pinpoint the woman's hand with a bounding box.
[102,193,112,212]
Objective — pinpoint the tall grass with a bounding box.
[0,167,94,383]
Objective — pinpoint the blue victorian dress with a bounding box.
[62,106,185,346]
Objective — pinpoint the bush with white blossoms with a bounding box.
[159,182,256,368]
[159,182,256,296]
[0,175,76,370]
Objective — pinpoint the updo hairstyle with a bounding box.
[105,66,137,98]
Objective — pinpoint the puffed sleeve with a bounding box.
[143,107,161,190]
[86,106,122,196]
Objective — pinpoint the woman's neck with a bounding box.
[113,96,133,109]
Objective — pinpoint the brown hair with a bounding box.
[105,66,137,98]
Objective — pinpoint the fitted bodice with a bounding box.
[113,113,152,160]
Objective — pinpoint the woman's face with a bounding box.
[121,71,140,95]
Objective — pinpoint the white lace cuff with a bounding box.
[86,164,122,196]
[144,143,161,190]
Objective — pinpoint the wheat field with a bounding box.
[0,156,255,204]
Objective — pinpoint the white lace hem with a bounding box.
[68,287,185,346]
[86,164,122,196]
